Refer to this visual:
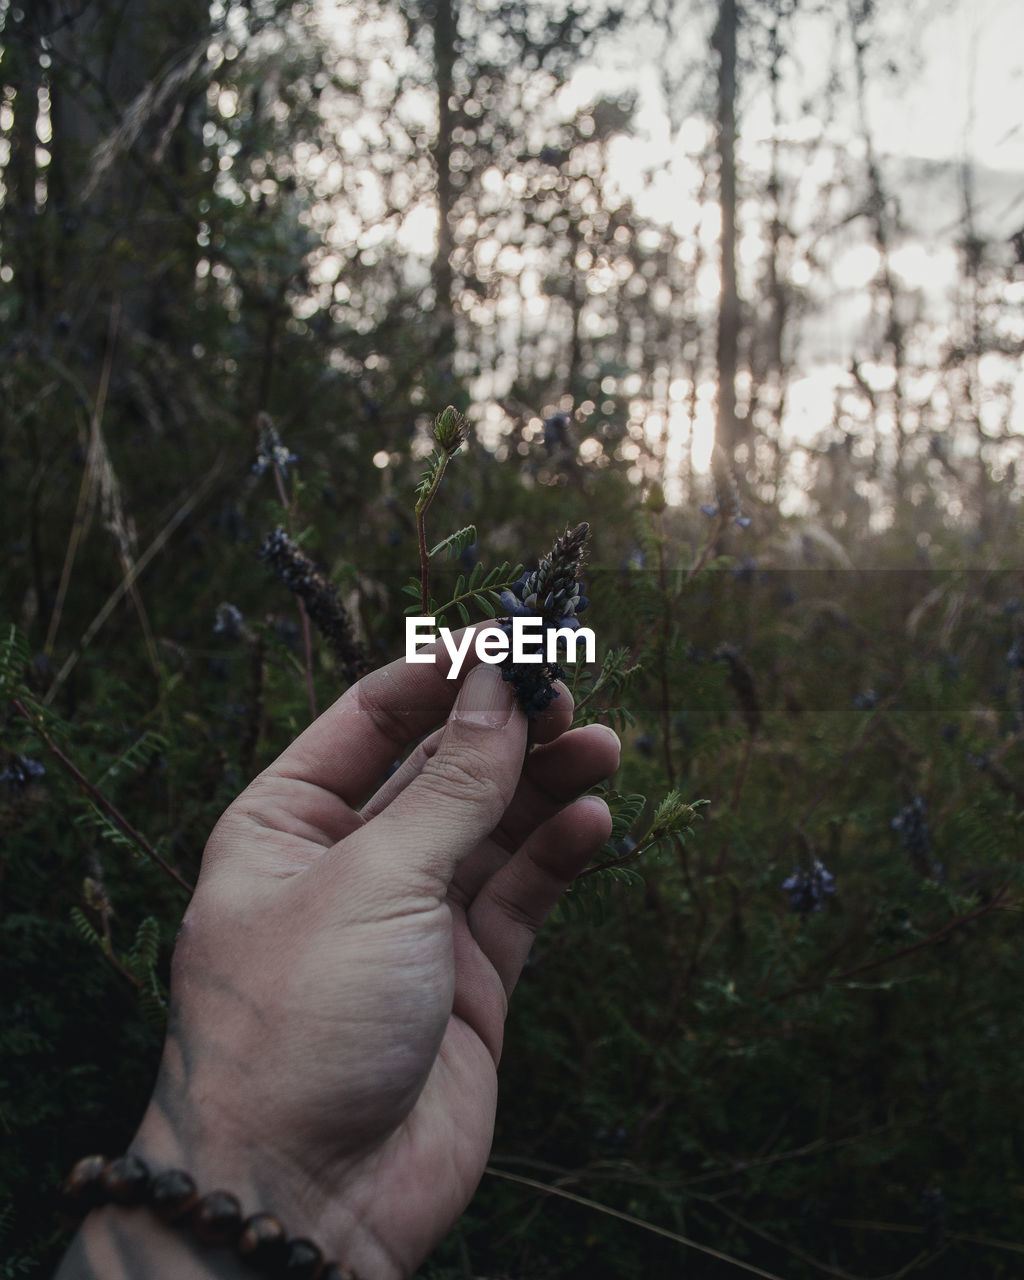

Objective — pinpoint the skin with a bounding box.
[57,635,619,1279]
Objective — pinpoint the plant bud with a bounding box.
[434,405,467,454]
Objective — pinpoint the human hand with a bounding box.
[86,638,617,1278]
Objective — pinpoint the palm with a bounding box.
[149,654,617,1277]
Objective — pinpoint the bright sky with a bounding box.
[314,0,1024,506]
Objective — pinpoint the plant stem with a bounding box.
[10,698,193,894]
[45,305,119,656]
[44,460,225,705]
[272,456,318,721]
[771,881,1013,1003]
[415,451,453,614]
[417,504,432,615]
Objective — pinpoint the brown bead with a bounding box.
[60,1155,109,1212]
[100,1154,151,1205]
[191,1190,243,1247]
[237,1212,287,1271]
[150,1169,199,1222]
[279,1237,324,1279]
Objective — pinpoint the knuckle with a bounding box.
[419,743,507,818]
[488,882,543,935]
[353,673,422,750]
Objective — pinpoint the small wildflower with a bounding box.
[213,603,245,642]
[782,859,836,914]
[891,795,930,858]
[892,795,943,879]
[254,413,298,478]
[1006,637,1024,669]
[498,522,590,718]
[852,690,878,710]
[259,529,370,683]
[0,754,46,791]
[700,503,719,518]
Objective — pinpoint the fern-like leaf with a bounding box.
[415,449,448,504]
[69,906,104,952]
[555,863,644,924]
[128,917,161,972]
[137,971,169,1029]
[0,625,31,698]
[97,731,167,788]
[428,525,477,560]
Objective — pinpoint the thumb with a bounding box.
[341,664,527,896]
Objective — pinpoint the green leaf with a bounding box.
[428,525,477,560]
[97,731,167,789]
[0,625,31,698]
[128,917,161,971]
[69,907,103,952]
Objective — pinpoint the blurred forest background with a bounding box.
[2,0,1023,1276]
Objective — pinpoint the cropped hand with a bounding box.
[65,637,618,1279]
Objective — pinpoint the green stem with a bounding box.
[10,698,193,895]
[272,458,317,721]
[415,451,453,614]
[770,881,1013,1004]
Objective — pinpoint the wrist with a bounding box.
[57,1141,408,1280]
[118,1106,408,1280]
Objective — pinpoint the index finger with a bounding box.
[260,626,490,807]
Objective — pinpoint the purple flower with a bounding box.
[499,523,590,719]
[213,603,245,640]
[892,795,943,879]
[892,796,930,858]
[0,755,46,791]
[254,414,298,477]
[782,859,836,914]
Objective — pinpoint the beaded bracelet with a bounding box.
[59,1154,360,1280]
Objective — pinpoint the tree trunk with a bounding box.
[2,3,50,330]
[713,0,741,464]
[431,0,458,386]
[47,0,210,349]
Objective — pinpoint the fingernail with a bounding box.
[452,665,515,727]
